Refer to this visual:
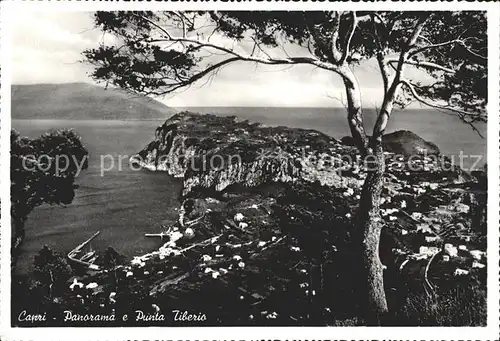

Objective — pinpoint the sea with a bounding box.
[12,107,487,275]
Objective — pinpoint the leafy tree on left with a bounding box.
[10,129,89,258]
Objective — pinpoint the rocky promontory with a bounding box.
[15,111,486,326]
[131,112,364,195]
[131,112,470,197]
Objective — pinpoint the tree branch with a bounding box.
[307,39,315,56]
[145,57,240,96]
[145,50,344,97]
[132,13,172,40]
[173,11,187,38]
[400,79,486,131]
[409,38,486,63]
[370,14,389,94]
[339,12,358,64]
[407,14,432,48]
[330,11,343,63]
[373,13,388,32]
[409,39,460,58]
[377,56,390,95]
[371,16,417,145]
[461,43,487,62]
[251,36,272,59]
[386,58,455,74]
[150,35,342,74]
[400,79,481,116]
[325,92,348,110]
[102,15,354,99]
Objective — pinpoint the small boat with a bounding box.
[145,225,176,239]
[80,250,96,262]
[144,232,170,239]
[68,231,101,271]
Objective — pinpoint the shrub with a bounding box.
[389,281,487,326]
[32,245,73,298]
[10,129,88,258]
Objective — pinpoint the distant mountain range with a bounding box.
[11,83,176,120]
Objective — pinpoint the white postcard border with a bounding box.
[1,1,498,340]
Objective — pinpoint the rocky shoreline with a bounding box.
[14,111,487,326]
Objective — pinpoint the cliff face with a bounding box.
[131,111,365,196]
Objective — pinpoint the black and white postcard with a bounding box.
[1,1,498,340]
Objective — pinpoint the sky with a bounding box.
[12,11,429,108]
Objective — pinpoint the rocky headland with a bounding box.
[16,111,486,326]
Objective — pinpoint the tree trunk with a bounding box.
[343,68,368,154]
[11,217,26,268]
[354,76,401,324]
[341,65,394,324]
[356,146,388,324]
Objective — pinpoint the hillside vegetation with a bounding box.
[12,83,174,120]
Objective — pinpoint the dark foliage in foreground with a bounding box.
[387,270,487,326]
[11,178,486,327]
[10,129,88,257]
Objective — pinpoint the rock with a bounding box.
[472,261,485,269]
[234,213,245,222]
[425,236,441,243]
[340,136,356,146]
[132,111,358,196]
[453,268,469,276]
[444,243,458,257]
[471,163,487,188]
[455,203,470,213]
[418,246,440,257]
[183,227,195,239]
[341,130,440,157]
[382,130,440,157]
[469,250,485,261]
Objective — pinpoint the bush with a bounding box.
[273,181,353,262]
[100,247,127,268]
[389,281,487,326]
[10,129,88,257]
[32,245,73,298]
